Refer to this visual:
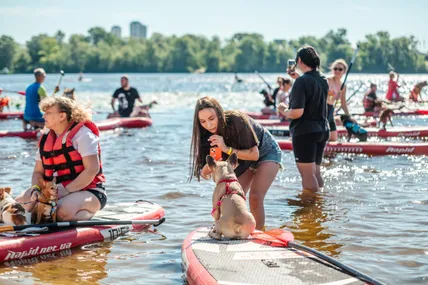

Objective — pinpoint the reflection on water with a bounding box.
[1,73,428,284]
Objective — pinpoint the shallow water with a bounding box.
[0,73,427,285]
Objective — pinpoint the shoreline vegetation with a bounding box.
[1,28,427,74]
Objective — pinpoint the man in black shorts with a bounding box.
[111,75,142,117]
[278,46,329,191]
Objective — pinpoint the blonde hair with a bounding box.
[40,96,91,123]
[330,59,348,73]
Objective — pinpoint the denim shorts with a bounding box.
[249,131,282,170]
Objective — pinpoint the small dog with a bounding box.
[340,115,368,142]
[206,153,256,240]
[63,88,76,100]
[0,187,27,225]
[31,178,58,224]
[107,100,158,119]
[379,109,394,130]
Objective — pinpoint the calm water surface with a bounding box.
[0,73,427,285]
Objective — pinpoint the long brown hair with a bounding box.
[189,96,258,181]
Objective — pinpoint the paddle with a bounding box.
[53,70,65,95]
[345,82,365,104]
[254,70,273,91]
[258,229,384,285]
[335,45,360,112]
[0,217,166,233]
[0,88,26,96]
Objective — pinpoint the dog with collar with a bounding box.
[206,153,256,240]
[0,187,27,225]
[31,178,58,224]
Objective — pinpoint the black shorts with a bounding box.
[327,104,337,131]
[87,189,107,210]
[292,132,329,165]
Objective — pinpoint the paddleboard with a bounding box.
[0,200,165,263]
[0,111,24,120]
[182,227,370,285]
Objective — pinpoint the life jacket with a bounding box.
[363,94,375,110]
[0,97,9,107]
[344,121,367,135]
[38,121,105,189]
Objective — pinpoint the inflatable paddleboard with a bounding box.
[0,200,165,263]
[0,112,24,120]
[278,140,428,156]
[182,227,376,285]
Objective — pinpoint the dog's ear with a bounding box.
[4,187,11,194]
[227,153,238,169]
[206,155,216,169]
[38,177,46,188]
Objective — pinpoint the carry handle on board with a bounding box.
[0,217,166,233]
[257,229,385,285]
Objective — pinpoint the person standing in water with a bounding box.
[111,75,142,118]
[278,46,329,191]
[24,68,59,130]
[189,97,282,230]
[326,59,353,141]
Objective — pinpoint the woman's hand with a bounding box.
[287,68,300,79]
[209,135,228,153]
[277,102,288,116]
[56,183,70,199]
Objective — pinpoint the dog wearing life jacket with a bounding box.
[206,153,256,240]
[0,187,27,225]
[340,115,368,142]
[31,178,58,224]
[107,100,158,119]
[379,109,394,130]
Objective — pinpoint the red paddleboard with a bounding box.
[278,140,428,156]
[0,112,24,120]
[0,201,165,264]
[257,119,377,127]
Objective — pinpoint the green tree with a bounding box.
[0,35,17,70]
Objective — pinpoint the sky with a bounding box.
[1,0,427,51]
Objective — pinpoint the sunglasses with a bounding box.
[334,67,344,72]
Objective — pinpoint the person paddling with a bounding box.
[385,71,404,102]
[363,83,384,118]
[23,68,59,130]
[16,96,107,221]
[189,97,282,230]
[278,46,329,192]
[110,75,142,118]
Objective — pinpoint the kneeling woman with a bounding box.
[16,96,107,221]
[189,97,282,230]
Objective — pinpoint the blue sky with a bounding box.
[1,0,427,51]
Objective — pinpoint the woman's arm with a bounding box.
[282,108,304,119]
[232,146,259,161]
[200,163,212,180]
[32,160,45,186]
[64,155,100,192]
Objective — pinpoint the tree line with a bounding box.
[0,27,427,74]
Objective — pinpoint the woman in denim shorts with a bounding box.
[189,96,282,230]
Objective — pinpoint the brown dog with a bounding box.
[31,178,58,224]
[0,187,27,225]
[379,108,394,130]
[206,153,256,240]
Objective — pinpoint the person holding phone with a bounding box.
[277,46,329,191]
[189,96,282,230]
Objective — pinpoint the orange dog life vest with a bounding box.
[39,121,105,189]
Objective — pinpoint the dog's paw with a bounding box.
[209,230,222,240]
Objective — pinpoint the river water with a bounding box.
[0,73,427,285]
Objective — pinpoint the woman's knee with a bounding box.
[249,192,264,209]
[57,206,75,221]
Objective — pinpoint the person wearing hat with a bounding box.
[24,68,59,130]
[111,75,142,118]
[277,46,329,192]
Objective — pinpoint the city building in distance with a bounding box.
[111,26,122,38]
[130,21,147,39]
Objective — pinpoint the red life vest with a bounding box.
[363,95,374,110]
[0,97,9,107]
[39,121,105,189]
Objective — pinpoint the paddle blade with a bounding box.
[18,91,26,96]
[0,225,15,233]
